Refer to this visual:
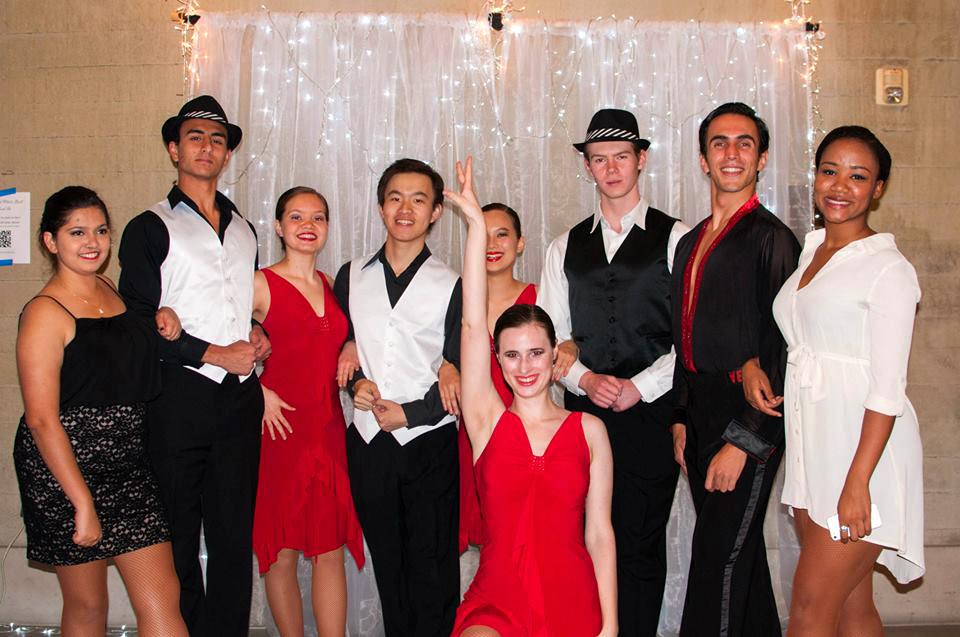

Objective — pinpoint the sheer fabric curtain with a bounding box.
[191,12,810,636]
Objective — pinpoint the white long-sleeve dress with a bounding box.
[773,229,924,584]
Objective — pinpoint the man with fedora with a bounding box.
[540,108,689,636]
[119,95,268,635]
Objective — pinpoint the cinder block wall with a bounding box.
[1,0,956,627]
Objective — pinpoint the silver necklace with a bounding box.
[65,286,105,315]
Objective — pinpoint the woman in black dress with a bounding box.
[14,187,187,635]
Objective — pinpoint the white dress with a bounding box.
[773,229,924,584]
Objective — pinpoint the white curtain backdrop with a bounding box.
[190,11,811,636]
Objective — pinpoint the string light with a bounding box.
[784,0,826,228]
[170,0,202,96]
[187,9,816,264]
[0,624,134,635]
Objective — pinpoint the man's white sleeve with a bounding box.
[539,232,588,396]
[627,219,690,402]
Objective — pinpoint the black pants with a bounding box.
[346,423,460,637]
[146,364,263,637]
[567,392,679,637]
[679,372,782,637]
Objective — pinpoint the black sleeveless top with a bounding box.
[25,296,162,410]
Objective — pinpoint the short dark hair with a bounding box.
[481,202,522,236]
[39,186,110,264]
[698,102,770,156]
[275,186,329,221]
[376,158,444,209]
[493,304,557,353]
[815,125,891,183]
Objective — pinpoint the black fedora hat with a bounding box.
[573,108,650,153]
[161,95,243,150]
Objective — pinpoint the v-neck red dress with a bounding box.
[453,410,602,636]
[252,269,364,573]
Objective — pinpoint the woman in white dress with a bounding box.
[770,126,924,635]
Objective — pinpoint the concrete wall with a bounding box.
[1,0,956,627]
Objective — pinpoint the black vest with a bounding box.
[564,207,676,378]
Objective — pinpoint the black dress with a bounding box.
[13,297,169,566]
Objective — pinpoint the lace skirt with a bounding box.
[14,403,169,566]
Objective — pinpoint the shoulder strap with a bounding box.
[26,295,77,319]
[96,275,125,303]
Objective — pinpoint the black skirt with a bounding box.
[14,403,169,566]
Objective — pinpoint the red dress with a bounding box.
[459,283,537,550]
[252,269,364,574]
[453,411,603,636]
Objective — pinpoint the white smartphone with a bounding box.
[827,504,882,541]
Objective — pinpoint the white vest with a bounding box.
[151,199,258,383]
[349,253,459,445]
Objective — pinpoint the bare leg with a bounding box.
[461,626,502,637]
[56,560,109,636]
[837,570,882,637]
[265,548,304,637]
[114,542,188,637]
[787,509,883,637]
[311,547,346,636]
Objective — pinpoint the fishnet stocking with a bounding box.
[114,542,188,637]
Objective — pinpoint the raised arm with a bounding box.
[446,158,503,452]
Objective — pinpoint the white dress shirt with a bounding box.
[539,198,689,400]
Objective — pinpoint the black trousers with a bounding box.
[679,372,782,637]
[146,364,263,637]
[346,422,460,637]
[566,391,679,637]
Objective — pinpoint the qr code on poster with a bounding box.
[0,230,11,249]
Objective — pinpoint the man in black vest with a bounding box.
[540,108,689,636]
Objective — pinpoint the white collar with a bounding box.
[590,197,650,234]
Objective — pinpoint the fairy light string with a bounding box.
[171,0,203,96]
[784,0,826,227]
[182,7,815,260]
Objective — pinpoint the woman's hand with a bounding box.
[337,340,360,388]
[438,360,462,417]
[837,479,872,542]
[73,501,102,547]
[553,339,579,381]
[155,306,182,341]
[670,423,687,476]
[741,357,783,417]
[261,385,295,441]
[443,157,483,225]
[353,379,381,412]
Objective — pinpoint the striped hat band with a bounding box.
[181,110,228,124]
[585,128,640,141]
